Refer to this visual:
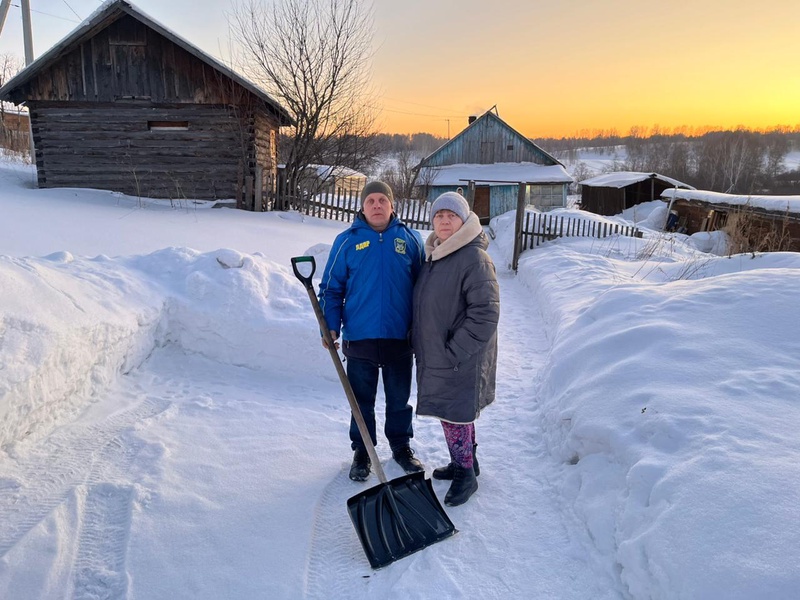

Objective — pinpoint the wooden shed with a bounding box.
[0,109,30,154]
[661,189,800,252]
[0,0,293,205]
[414,109,573,224]
[579,172,694,216]
[298,164,367,196]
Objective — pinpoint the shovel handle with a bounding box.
[290,256,389,484]
[291,256,316,290]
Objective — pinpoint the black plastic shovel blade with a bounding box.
[347,472,456,569]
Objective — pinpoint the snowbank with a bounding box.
[0,253,163,452]
[0,248,323,454]
[518,242,800,599]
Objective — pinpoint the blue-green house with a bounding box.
[414,109,573,223]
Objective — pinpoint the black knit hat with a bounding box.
[360,181,394,204]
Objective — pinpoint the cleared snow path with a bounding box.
[0,239,625,599]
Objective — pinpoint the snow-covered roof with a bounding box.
[580,171,694,189]
[662,189,800,214]
[421,162,573,186]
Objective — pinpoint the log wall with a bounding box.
[30,102,263,200]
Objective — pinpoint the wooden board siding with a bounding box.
[582,179,675,216]
[490,185,518,218]
[424,115,555,167]
[1,111,30,152]
[253,109,279,209]
[671,198,800,252]
[31,102,253,199]
[17,15,249,106]
[580,187,625,215]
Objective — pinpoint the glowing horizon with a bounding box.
[0,0,797,141]
[370,0,800,139]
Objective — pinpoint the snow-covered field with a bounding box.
[2,157,799,599]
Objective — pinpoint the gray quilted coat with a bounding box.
[411,214,499,423]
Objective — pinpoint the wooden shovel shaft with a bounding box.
[302,285,389,484]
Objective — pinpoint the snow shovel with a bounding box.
[291,256,456,569]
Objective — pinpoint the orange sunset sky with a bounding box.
[1,0,798,139]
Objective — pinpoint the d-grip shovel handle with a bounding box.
[291,256,316,289]
[290,256,388,484]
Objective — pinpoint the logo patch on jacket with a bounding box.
[356,241,370,251]
[394,238,406,254]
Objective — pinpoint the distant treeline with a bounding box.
[372,132,448,155]
[367,127,800,195]
[536,126,800,195]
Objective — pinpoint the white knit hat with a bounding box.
[430,191,469,224]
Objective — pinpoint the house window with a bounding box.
[528,184,564,208]
[148,121,189,131]
[507,144,514,151]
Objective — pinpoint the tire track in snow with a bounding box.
[0,396,170,560]
[69,483,135,600]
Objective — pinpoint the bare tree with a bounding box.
[694,130,763,193]
[0,53,22,113]
[377,148,421,202]
[232,0,378,206]
[0,53,27,155]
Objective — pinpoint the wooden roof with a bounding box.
[0,0,293,125]
[415,109,563,169]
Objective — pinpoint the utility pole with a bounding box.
[20,0,34,65]
[0,0,13,39]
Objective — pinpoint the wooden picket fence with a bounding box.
[279,189,432,230]
[519,211,642,252]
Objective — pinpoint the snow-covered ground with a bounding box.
[2,157,800,599]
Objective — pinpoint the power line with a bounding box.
[368,103,469,120]
[9,3,79,23]
[61,0,82,21]
[381,96,465,115]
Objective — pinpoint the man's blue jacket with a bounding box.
[319,213,424,342]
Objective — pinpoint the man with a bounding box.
[319,181,425,481]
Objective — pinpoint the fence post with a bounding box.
[254,165,264,212]
[245,176,254,211]
[511,182,527,272]
[467,180,476,211]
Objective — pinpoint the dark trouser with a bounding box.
[346,351,413,453]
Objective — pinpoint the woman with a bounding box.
[412,191,499,506]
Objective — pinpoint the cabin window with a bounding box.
[507,144,514,151]
[528,184,565,208]
[148,121,189,131]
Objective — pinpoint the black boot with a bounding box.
[433,444,479,480]
[444,464,478,506]
[349,448,371,481]
[392,445,424,474]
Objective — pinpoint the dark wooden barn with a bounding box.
[580,172,694,216]
[0,0,293,206]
